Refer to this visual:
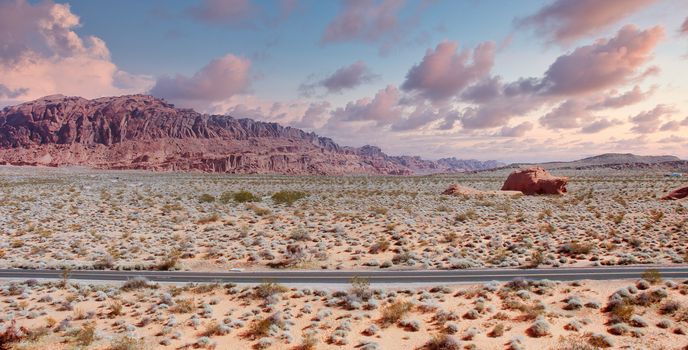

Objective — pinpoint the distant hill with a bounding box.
[0,94,501,175]
[499,153,687,172]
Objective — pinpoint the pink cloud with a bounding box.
[541,25,664,96]
[517,0,657,45]
[0,0,152,103]
[681,17,688,34]
[460,94,542,130]
[460,76,502,103]
[499,122,533,137]
[150,54,251,105]
[321,0,404,45]
[390,105,458,131]
[540,99,599,129]
[457,26,663,131]
[630,104,678,133]
[187,0,256,25]
[580,118,623,134]
[588,85,655,110]
[300,61,377,95]
[291,101,331,129]
[321,61,377,93]
[186,0,297,27]
[401,41,495,101]
[330,85,401,125]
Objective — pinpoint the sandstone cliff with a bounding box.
[0,95,500,175]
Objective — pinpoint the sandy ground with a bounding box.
[0,277,687,349]
[0,166,686,272]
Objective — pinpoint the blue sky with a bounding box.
[2,0,687,162]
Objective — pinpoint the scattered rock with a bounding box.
[661,186,688,200]
[501,167,568,195]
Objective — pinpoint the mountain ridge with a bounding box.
[494,153,687,172]
[0,94,502,175]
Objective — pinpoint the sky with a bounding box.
[0,0,687,162]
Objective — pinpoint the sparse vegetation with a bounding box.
[271,190,307,205]
[380,300,413,327]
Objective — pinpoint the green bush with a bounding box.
[220,191,260,204]
[198,193,215,203]
[234,191,260,203]
[271,190,307,206]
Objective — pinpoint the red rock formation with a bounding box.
[501,167,568,195]
[0,95,502,175]
[661,186,688,200]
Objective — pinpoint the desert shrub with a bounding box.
[528,317,550,337]
[201,321,229,336]
[198,194,215,203]
[392,251,413,265]
[246,203,271,216]
[608,323,629,335]
[289,229,310,241]
[634,290,667,306]
[629,315,647,327]
[369,239,390,254]
[607,301,634,323]
[660,300,681,315]
[423,334,460,350]
[0,321,27,347]
[108,301,123,317]
[503,299,545,320]
[110,335,145,350]
[170,298,194,313]
[230,191,260,203]
[369,206,388,215]
[74,322,96,346]
[196,213,220,225]
[350,277,372,301]
[454,210,477,222]
[526,250,545,268]
[641,269,662,284]
[248,313,283,339]
[559,241,592,255]
[255,281,289,300]
[192,283,220,294]
[298,331,318,350]
[271,190,307,205]
[588,333,614,348]
[380,301,413,327]
[24,326,49,343]
[156,249,181,271]
[488,323,505,337]
[121,277,152,291]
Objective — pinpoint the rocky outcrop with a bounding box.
[0,94,501,175]
[661,186,688,200]
[501,167,568,195]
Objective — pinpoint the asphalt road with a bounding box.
[0,266,687,284]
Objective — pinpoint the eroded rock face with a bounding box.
[501,167,568,195]
[661,186,688,200]
[0,95,501,175]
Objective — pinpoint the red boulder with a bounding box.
[501,167,568,195]
[661,186,688,200]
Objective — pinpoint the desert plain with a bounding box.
[0,165,687,350]
[0,166,686,272]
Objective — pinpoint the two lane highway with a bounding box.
[0,266,687,284]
